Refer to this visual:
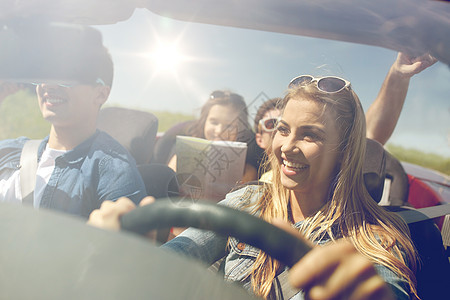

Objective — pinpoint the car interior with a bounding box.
[0,1,449,299]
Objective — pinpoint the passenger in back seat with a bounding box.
[166,90,260,183]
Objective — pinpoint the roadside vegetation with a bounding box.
[1,91,448,175]
[151,111,194,133]
[386,144,449,175]
[0,90,50,140]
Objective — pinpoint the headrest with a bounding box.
[363,139,387,203]
[384,151,409,205]
[138,164,179,199]
[97,107,158,165]
[152,120,194,164]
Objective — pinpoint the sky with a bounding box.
[95,8,449,157]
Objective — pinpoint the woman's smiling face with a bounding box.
[203,104,240,141]
[272,98,342,194]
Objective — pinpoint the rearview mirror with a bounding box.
[0,19,108,85]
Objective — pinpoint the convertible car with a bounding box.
[0,0,449,299]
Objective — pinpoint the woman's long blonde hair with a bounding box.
[248,83,418,298]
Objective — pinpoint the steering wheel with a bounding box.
[120,198,311,268]
[0,202,255,299]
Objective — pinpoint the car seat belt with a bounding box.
[442,215,450,249]
[19,139,42,206]
[396,204,450,224]
[208,254,300,299]
[274,268,300,299]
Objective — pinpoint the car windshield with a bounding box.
[0,1,449,299]
[1,1,449,168]
[98,7,450,157]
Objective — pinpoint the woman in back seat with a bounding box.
[166,90,260,183]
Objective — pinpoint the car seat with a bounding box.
[97,107,158,165]
[362,139,387,203]
[138,163,179,244]
[97,107,179,202]
[138,163,179,199]
[364,139,449,300]
[152,120,194,164]
[406,174,445,229]
[384,151,410,205]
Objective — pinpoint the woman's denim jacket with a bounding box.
[162,185,411,300]
[0,130,147,218]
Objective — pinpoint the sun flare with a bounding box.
[150,42,185,74]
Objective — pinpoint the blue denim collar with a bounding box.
[38,130,101,165]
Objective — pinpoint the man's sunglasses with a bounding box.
[288,75,350,93]
[259,117,279,132]
[31,78,106,88]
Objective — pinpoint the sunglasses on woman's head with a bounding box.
[259,117,279,132]
[210,90,243,100]
[288,75,351,93]
[210,90,227,99]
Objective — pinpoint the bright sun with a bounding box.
[150,42,184,74]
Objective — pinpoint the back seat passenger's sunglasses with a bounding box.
[288,75,351,93]
[259,117,279,132]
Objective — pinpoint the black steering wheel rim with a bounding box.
[120,198,311,268]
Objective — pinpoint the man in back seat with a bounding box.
[0,34,146,218]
